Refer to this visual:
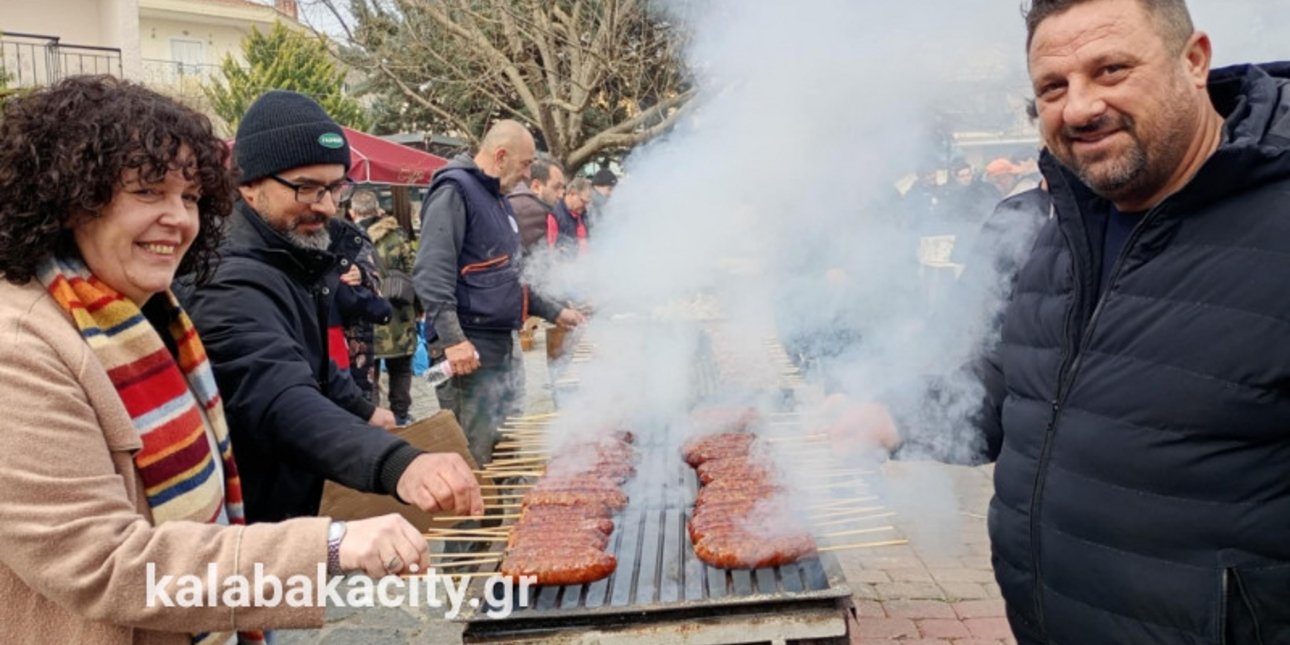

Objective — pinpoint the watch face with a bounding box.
[328,521,347,542]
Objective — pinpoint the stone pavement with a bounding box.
[280,336,1013,644]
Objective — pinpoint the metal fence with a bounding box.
[140,58,222,102]
[1,32,122,87]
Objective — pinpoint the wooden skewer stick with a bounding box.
[818,525,897,539]
[430,558,502,568]
[494,441,546,450]
[818,468,877,477]
[812,512,898,528]
[817,539,909,552]
[424,526,509,535]
[480,494,524,501]
[430,513,522,523]
[430,550,506,558]
[799,483,871,492]
[425,533,506,541]
[403,571,498,580]
[479,483,534,490]
[420,531,505,541]
[478,472,546,479]
[430,551,503,559]
[809,505,888,520]
[763,433,829,443]
[493,450,551,458]
[808,496,879,510]
[485,455,549,467]
[507,412,559,421]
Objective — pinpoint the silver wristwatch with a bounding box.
[326,521,347,575]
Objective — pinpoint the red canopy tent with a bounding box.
[341,127,448,186]
[228,126,448,186]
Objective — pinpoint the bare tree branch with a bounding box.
[342,0,691,168]
[566,88,694,167]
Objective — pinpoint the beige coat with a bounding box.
[0,280,329,644]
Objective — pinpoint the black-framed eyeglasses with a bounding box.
[269,174,354,204]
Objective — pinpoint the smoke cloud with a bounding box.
[522,0,1288,549]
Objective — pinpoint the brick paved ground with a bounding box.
[280,336,1014,644]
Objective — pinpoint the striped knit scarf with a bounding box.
[39,257,265,645]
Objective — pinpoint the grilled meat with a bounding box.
[691,532,815,569]
[682,432,758,467]
[521,489,629,511]
[499,546,618,585]
[696,457,773,485]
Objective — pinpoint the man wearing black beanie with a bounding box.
[180,90,483,526]
[587,166,617,231]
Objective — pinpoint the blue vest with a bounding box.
[429,167,524,332]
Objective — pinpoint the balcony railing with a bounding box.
[139,58,232,105]
[1,32,122,87]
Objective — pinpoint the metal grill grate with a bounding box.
[462,421,854,633]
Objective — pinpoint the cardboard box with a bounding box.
[320,410,484,530]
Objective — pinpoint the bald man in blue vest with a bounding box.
[413,120,584,469]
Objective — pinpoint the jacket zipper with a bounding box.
[1027,201,1165,633]
[314,285,330,391]
[1220,569,1229,645]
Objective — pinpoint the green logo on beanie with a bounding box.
[318,132,344,149]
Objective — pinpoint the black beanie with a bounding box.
[234,90,351,184]
[591,167,618,187]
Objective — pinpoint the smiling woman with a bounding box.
[0,76,432,645]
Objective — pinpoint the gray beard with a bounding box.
[287,228,331,251]
[253,208,332,251]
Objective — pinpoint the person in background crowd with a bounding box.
[331,201,391,402]
[181,90,482,524]
[985,157,1042,199]
[414,119,585,470]
[843,0,1290,641]
[944,157,1002,223]
[0,75,431,645]
[587,167,617,231]
[508,157,565,254]
[902,160,944,226]
[548,176,592,255]
[352,190,420,426]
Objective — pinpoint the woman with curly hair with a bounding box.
[0,76,430,644]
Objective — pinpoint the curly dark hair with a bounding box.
[0,75,233,286]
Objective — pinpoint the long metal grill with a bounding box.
[460,420,857,641]
[457,324,868,641]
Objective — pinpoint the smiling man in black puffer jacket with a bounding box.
[983,1,1290,642]
[846,1,1290,643]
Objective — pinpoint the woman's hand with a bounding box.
[337,514,429,578]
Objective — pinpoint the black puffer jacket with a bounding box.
[985,63,1290,644]
[178,203,421,522]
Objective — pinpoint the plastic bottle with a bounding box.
[426,350,480,387]
[425,361,455,387]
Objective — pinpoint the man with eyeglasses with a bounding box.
[181,90,483,526]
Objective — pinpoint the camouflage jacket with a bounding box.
[361,216,419,358]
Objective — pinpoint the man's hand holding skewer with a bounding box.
[396,453,484,517]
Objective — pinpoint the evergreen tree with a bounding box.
[205,23,368,132]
